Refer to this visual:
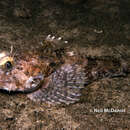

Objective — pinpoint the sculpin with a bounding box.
[0,35,129,104]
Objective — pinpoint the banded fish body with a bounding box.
[0,36,129,104]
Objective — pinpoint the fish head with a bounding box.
[0,51,44,92]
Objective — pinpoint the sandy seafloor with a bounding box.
[0,0,129,129]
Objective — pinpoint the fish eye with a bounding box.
[5,61,12,69]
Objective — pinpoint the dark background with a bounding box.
[0,0,129,129]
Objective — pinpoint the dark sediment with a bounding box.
[0,0,129,129]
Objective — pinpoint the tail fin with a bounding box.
[84,57,130,83]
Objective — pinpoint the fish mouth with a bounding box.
[0,73,44,93]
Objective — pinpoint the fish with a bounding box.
[0,35,129,104]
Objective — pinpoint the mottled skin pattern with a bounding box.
[0,36,129,104]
